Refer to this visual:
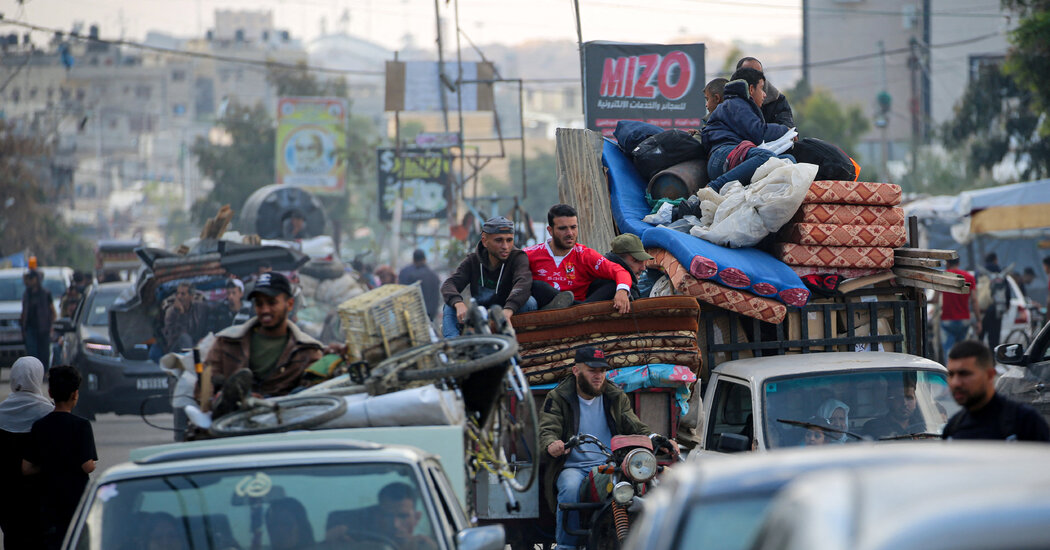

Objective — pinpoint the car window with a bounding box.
[763,369,958,448]
[84,291,121,326]
[676,495,774,550]
[706,380,753,452]
[43,277,66,298]
[73,462,438,550]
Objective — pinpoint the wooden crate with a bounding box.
[338,284,431,362]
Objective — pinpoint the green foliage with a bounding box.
[894,147,991,195]
[791,88,871,160]
[941,63,1049,180]
[0,121,93,269]
[190,102,276,223]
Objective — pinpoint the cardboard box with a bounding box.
[787,298,840,352]
[843,294,902,333]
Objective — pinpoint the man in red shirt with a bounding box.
[939,258,980,363]
[525,204,634,314]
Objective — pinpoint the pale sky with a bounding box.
[3,0,802,52]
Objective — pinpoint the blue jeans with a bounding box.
[555,466,588,549]
[941,320,970,363]
[441,288,537,338]
[707,143,796,192]
[23,329,50,370]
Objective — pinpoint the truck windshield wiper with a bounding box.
[877,432,942,441]
[776,418,866,441]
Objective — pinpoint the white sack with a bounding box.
[689,158,818,248]
[317,385,465,429]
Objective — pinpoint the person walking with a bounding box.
[22,365,98,550]
[399,249,443,320]
[939,258,980,362]
[0,356,54,549]
[21,269,57,370]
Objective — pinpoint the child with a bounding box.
[703,77,728,118]
[700,67,795,192]
[22,366,98,550]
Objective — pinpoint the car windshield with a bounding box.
[0,275,66,301]
[676,495,773,550]
[84,290,121,326]
[763,369,959,448]
[73,462,439,550]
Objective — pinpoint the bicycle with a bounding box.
[209,394,347,437]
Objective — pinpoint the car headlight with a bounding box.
[84,342,115,356]
[612,481,635,505]
[622,448,657,482]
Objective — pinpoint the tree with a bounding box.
[0,120,93,268]
[789,87,871,161]
[1002,0,1050,112]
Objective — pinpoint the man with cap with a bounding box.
[206,278,252,334]
[440,216,536,338]
[539,347,659,550]
[604,233,654,300]
[202,272,323,418]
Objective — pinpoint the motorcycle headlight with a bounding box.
[622,448,657,482]
[612,481,635,505]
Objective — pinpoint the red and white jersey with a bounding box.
[524,241,632,301]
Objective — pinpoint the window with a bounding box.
[73,462,440,550]
[706,380,753,452]
[135,85,151,100]
[171,70,186,82]
[84,290,122,326]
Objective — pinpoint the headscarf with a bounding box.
[818,398,850,444]
[0,356,54,433]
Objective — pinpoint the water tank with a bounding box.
[240,184,327,240]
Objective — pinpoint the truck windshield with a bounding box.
[763,369,959,448]
[72,462,439,550]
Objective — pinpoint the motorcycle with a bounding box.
[560,432,682,549]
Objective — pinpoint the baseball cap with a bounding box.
[610,233,654,262]
[248,272,292,299]
[226,278,245,293]
[482,216,515,235]
[574,346,611,368]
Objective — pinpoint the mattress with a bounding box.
[793,204,905,226]
[642,225,809,306]
[804,180,902,206]
[603,138,658,238]
[523,349,701,385]
[649,247,788,323]
[788,265,888,279]
[774,243,894,270]
[780,222,907,248]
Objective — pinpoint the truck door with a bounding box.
[705,380,754,452]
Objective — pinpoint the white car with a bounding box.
[0,266,72,367]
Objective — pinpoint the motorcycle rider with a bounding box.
[539,347,657,549]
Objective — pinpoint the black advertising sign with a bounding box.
[376,148,451,221]
[582,42,706,139]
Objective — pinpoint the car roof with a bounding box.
[102,429,432,484]
[711,352,945,384]
[753,444,1050,550]
[677,441,1038,499]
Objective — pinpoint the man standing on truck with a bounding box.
[203,272,324,418]
[539,347,652,550]
[943,340,1050,441]
[21,269,56,370]
[526,204,634,314]
[440,216,536,338]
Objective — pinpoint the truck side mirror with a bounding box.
[456,525,505,550]
[995,343,1025,366]
[716,433,750,453]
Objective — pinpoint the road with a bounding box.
[0,367,174,545]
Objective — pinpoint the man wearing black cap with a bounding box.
[440,216,536,338]
[538,347,654,549]
[201,272,323,417]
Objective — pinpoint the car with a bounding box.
[993,318,1050,425]
[0,266,72,367]
[62,427,503,550]
[693,352,960,454]
[54,281,172,420]
[624,442,1044,550]
[748,443,1050,550]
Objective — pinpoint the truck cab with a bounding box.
[698,352,959,453]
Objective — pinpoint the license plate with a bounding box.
[136,377,168,390]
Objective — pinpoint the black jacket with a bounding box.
[762,92,795,127]
[604,252,639,300]
[701,80,792,152]
[440,241,533,313]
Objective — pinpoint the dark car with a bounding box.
[56,282,172,420]
[995,319,1050,424]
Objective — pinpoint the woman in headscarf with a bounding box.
[0,356,54,547]
[818,398,851,444]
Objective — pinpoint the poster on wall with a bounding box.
[582,42,706,139]
[276,97,347,192]
[376,148,451,221]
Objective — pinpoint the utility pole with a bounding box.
[572,0,585,115]
[876,41,891,184]
[908,36,921,176]
[434,0,449,132]
[801,0,809,85]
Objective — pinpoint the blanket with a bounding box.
[793,204,905,226]
[803,180,902,206]
[780,222,907,248]
[774,243,895,269]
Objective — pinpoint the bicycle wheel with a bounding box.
[300,374,368,396]
[396,334,518,382]
[497,371,539,492]
[210,395,347,437]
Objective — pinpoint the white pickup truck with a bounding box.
[696,352,960,452]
